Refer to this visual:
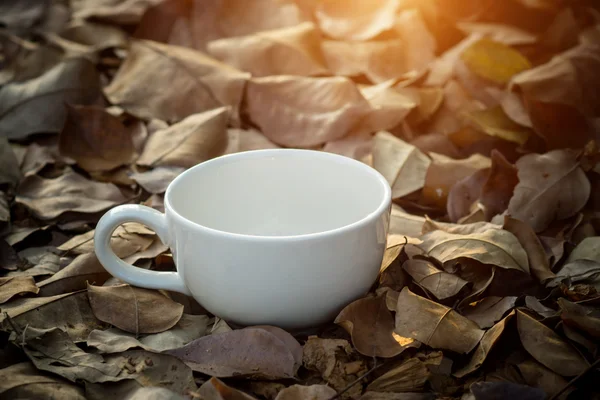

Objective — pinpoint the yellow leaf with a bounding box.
[463,106,532,145]
[461,38,531,85]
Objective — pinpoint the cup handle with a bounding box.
[94,204,191,296]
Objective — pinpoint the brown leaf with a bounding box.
[87,284,184,334]
[225,128,279,155]
[393,9,436,74]
[58,105,135,172]
[462,296,517,329]
[198,377,257,400]
[447,168,489,223]
[275,384,337,400]
[73,0,162,25]
[525,296,557,318]
[314,0,400,41]
[507,149,591,232]
[245,75,369,147]
[0,58,102,140]
[558,298,600,339]
[323,134,372,161]
[166,327,300,379]
[15,169,129,220]
[208,22,327,77]
[357,83,417,134]
[334,293,417,358]
[0,138,21,187]
[104,39,248,124]
[480,150,519,220]
[0,362,86,400]
[372,132,431,199]
[462,106,532,145]
[37,253,110,296]
[516,360,572,400]
[0,276,39,303]
[503,216,556,282]
[566,236,600,263]
[130,167,184,194]
[454,311,515,378]
[394,287,484,354]
[19,143,61,177]
[402,259,469,300]
[516,310,589,376]
[59,20,128,51]
[137,107,229,168]
[0,291,104,342]
[418,228,530,274]
[366,357,430,392]
[456,22,537,46]
[425,34,484,87]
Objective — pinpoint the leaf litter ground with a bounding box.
[1,0,600,399]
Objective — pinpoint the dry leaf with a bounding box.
[549,259,600,291]
[198,377,257,400]
[15,169,129,220]
[503,216,556,282]
[275,384,337,400]
[507,149,591,232]
[130,167,184,194]
[457,22,537,46]
[357,83,417,134]
[226,128,279,155]
[166,327,300,379]
[323,134,372,160]
[461,38,531,85]
[372,132,431,199]
[0,138,22,187]
[87,314,210,353]
[37,253,111,296]
[0,276,39,303]
[0,58,102,139]
[59,20,128,51]
[480,150,519,220]
[334,293,416,358]
[425,34,484,87]
[137,107,229,168]
[462,296,517,329]
[314,0,400,41]
[208,22,327,77]
[516,310,589,376]
[454,311,514,378]
[58,104,135,172]
[447,168,489,223]
[402,259,469,300]
[462,106,532,145]
[87,283,184,334]
[565,236,600,263]
[516,360,572,400]
[394,288,484,354]
[0,362,86,400]
[245,75,369,147]
[104,39,248,124]
[366,357,430,392]
[73,0,162,25]
[558,298,600,339]
[418,228,530,274]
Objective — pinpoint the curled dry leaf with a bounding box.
[447,168,489,223]
[0,276,39,303]
[275,384,337,400]
[137,107,229,168]
[37,253,111,296]
[558,298,600,339]
[245,75,369,147]
[15,169,129,220]
[507,149,591,232]
[462,296,517,329]
[198,377,256,400]
[166,326,301,379]
[394,288,484,354]
[334,293,417,358]
[372,131,431,200]
[0,58,102,140]
[58,104,135,172]
[517,310,589,376]
[366,357,430,392]
[0,362,86,400]
[402,259,469,300]
[418,228,530,274]
[480,150,519,220]
[104,39,249,124]
[87,283,184,334]
[208,22,327,77]
[315,0,400,41]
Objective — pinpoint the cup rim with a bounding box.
[164,149,392,241]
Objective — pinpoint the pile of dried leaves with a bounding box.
[1,0,600,399]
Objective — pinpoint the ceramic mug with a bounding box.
[94,149,392,329]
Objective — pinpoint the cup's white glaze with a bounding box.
[94,149,392,329]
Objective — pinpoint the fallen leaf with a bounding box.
[525,296,557,318]
[447,168,489,223]
[208,22,327,77]
[454,311,515,377]
[226,128,279,154]
[372,131,431,199]
[470,381,545,400]
[394,287,484,354]
[323,134,372,160]
[0,58,102,140]
[461,38,531,85]
[425,34,484,87]
[166,327,300,379]
[314,0,400,41]
[198,377,257,400]
[463,106,532,145]
[0,138,22,187]
[104,39,249,124]
[503,216,556,282]
[402,259,469,300]
[72,0,162,25]
[480,150,519,220]
[366,357,430,392]
[37,253,110,296]
[275,384,337,400]
[516,360,573,400]
[58,104,135,172]
[565,236,600,263]
[0,276,39,303]
[0,240,19,270]
[19,143,61,177]
[549,259,600,291]
[245,75,369,147]
[507,149,591,232]
[87,314,210,353]
[456,22,537,46]
[15,169,129,220]
[516,310,589,376]
[9,246,64,278]
[58,20,128,51]
[462,296,517,329]
[418,228,530,274]
[0,362,86,400]
[0,0,50,32]
[357,83,417,134]
[137,107,229,168]
[87,283,184,335]
[558,298,600,339]
[334,293,416,358]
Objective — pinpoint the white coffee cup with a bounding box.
[94,149,392,329]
